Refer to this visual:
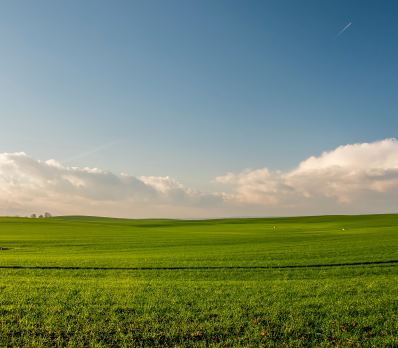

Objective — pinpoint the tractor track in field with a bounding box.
[1,260,398,270]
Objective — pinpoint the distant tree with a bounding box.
[38,215,44,218]
[44,212,52,218]
[31,214,37,218]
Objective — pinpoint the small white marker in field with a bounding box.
[274,226,277,228]
[342,228,346,230]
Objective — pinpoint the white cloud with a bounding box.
[0,152,224,217]
[216,138,398,209]
[2,138,398,218]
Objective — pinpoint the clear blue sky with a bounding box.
[1,0,397,193]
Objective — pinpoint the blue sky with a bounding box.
[1,1,398,217]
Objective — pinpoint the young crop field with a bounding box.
[1,214,398,347]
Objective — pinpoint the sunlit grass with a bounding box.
[1,214,398,346]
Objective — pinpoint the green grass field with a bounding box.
[1,214,398,347]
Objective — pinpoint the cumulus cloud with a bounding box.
[216,138,398,208]
[0,152,224,217]
[2,138,398,218]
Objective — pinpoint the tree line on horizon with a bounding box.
[30,212,52,218]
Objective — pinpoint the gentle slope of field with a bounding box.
[1,214,398,347]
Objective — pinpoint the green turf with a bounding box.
[1,214,398,347]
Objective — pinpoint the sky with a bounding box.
[1,0,398,218]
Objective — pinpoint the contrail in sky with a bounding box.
[61,139,127,164]
[334,22,352,39]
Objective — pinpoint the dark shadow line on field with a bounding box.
[1,260,398,271]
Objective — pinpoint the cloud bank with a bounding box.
[0,152,224,217]
[216,138,398,211]
[1,138,398,217]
